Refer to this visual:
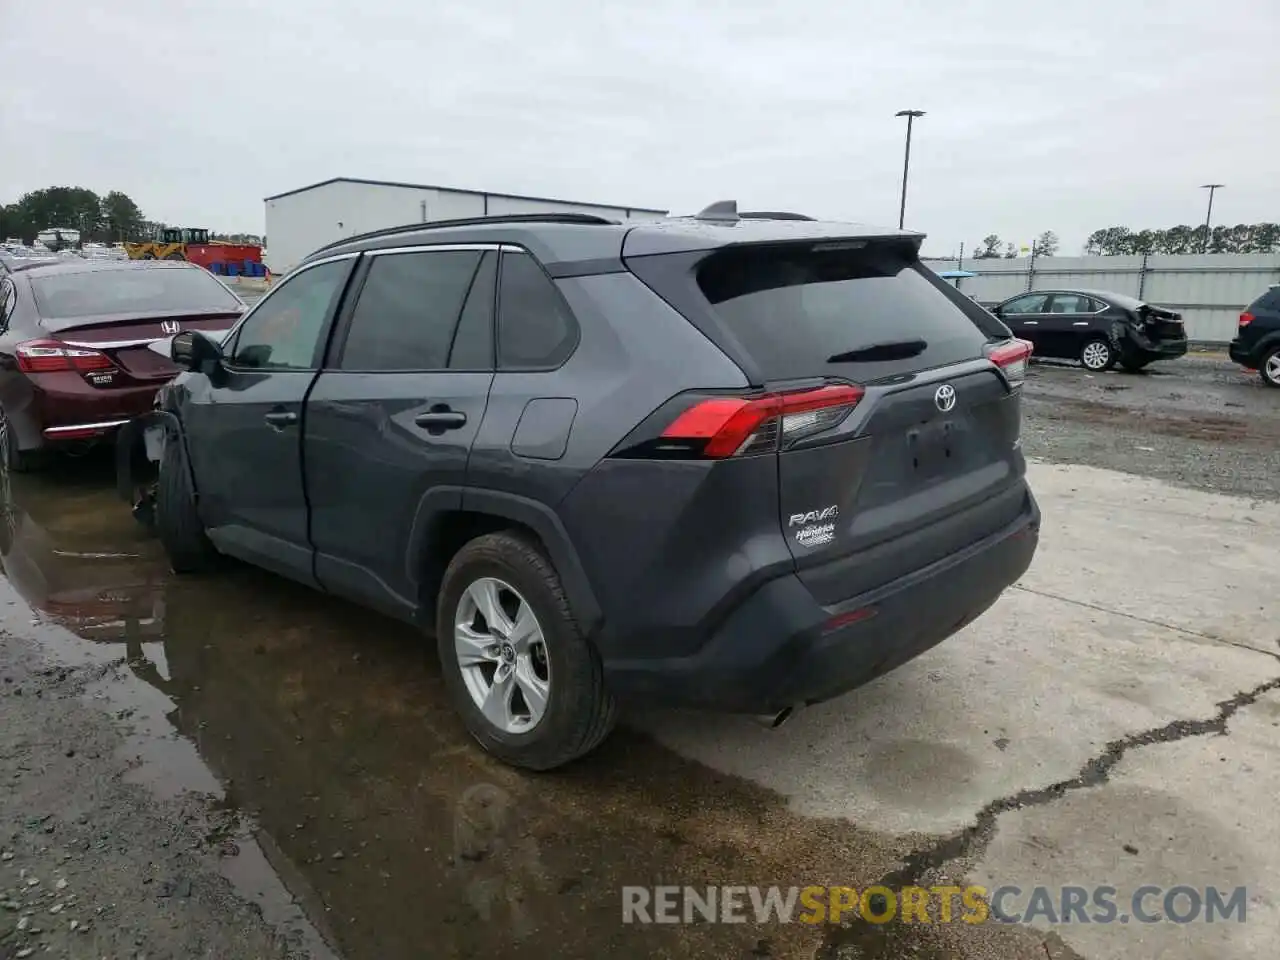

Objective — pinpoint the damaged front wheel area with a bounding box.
[115,413,174,531]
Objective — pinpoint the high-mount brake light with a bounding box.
[15,339,113,373]
[986,338,1033,388]
[659,384,864,459]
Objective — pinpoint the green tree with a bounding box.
[1252,223,1279,253]
[100,191,145,242]
[1033,230,1059,257]
[12,187,101,239]
[1131,229,1157,255]
[972,234,1003,259]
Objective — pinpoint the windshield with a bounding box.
[31,267,242,327]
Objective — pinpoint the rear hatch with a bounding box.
[626,236,1031,605]
[29,266,243,382]
[1239,286,1280,349]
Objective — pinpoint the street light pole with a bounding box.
[895,109,926,229]
[1200,183,1224,253]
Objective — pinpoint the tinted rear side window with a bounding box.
[497,252,578,370]
[1248,287,1280,315]
[695,244,992,381]
[31,267,242,328]
[340,250,482,371]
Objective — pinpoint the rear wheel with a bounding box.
[1261,346,1280,389]
[154,433,219,573]
[436,532,616,770]
[1080,338,1115,372]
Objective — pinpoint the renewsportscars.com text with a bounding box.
[622,884,1248,925]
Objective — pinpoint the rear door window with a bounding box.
[1047,294,1096,314]
[695,244,991,381]
[1248,286,1280,316]
[339,250,482,371]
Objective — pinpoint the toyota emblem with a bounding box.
[934,384,957,412]
[161,320,181,334]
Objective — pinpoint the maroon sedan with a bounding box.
[0,259,245,470]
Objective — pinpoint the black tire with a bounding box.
[0,407,45,474]
[1080,337,1115,372]
[436,531,616,770]
[141,252,156,260]
[154,433,219,573]
[163,252,185,261]
[1120,359,1149,373]
[1260,346,1280,389]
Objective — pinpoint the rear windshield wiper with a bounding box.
[826,339,927,363]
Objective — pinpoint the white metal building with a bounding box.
[263,177,668,274]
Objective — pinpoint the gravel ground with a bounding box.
[0,615,336,960]
[1020,353,1280,500]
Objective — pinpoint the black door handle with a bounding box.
[414,410,467,430]
[264,410,298,428]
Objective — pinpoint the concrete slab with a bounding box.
[1019,462,1279,655]
[634,591,1273,836]
[971,690,1280,960]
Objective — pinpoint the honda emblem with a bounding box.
[161,320,181,334]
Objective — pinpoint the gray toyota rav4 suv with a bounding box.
[118,202,1040,769]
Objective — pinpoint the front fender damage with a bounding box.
[115,409,181,528]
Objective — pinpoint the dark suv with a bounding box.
[118,203,1040,769]
[1230,285,1280,388]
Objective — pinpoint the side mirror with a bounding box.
[171,330,223,372]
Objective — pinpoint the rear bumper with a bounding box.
[1126,335,1187,362]
[603,491,1040,713]
[1228,339,1255,367]
[25,373,164,447]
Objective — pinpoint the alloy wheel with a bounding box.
[1082,341,1111,371]
[454,577,551,734]
[1264,351,1280,387]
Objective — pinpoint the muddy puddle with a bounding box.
[0,456,1056,960]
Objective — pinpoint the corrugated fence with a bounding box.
[926,253,1280,344]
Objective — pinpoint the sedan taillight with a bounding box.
[15,339,114,373]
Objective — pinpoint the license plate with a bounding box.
[908,421,958,478]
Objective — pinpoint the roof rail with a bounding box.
[310,212,618,257]
[740,211,815,221]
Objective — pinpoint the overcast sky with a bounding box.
[2,0,1276,256]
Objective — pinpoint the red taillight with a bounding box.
[15,339,114,374]
[1239,312,1255,328]
[660,384,864,459]
[987,338,1033,387]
